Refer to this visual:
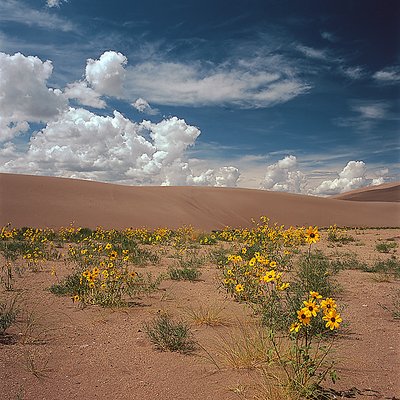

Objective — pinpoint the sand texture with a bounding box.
[1,173,399,230]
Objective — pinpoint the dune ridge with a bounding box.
[331,182,400,202]
[1,173,399,230]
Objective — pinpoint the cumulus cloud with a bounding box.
[373,66,400,83]
[0,52,68,142]
[312,161,388,195]
[191,166,240,187]
[259,155,306,193]
[64,81,106,109]
[1,107,239,187]
[131,98,158,115]
[85,51,127,97]
[124,60,310,108]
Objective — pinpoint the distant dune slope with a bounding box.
[1,173,399,230]
[331,182,400,202]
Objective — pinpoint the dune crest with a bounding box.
[1,173,399,229]
[331,182,400,202]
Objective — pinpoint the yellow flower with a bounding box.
[321,298,337,314]
[305,226,320,244]
[303,300,320,317]
[102,270,109,278]
[88,282,95,288]
[309,291,322,299]
[297,308,312,325]
[248,258,256,267]
[277,282,290,291]
[241,247,247,254]
[269,261,277,268]
[235,284,244,293]
[72,295,80,303]
[323,309,342,330]
[290,322,301,333]
[227,269,234,276]
[105,243,112,250]
[263,270,276,283]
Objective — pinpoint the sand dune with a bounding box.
[1,173,399,230]
[331,182,400,202]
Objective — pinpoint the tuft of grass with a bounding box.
[168,267,201,281]
[0,297,18,336]
[184,304,229,326]
[375,241,398,253]
[144,314,197,353]
[364,258,400,278]
[214,322,272,370]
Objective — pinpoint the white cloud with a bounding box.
[335,101,388,130]
[259,155,306,193]
[312,160,389,195]
[296,45,329,61]
[341,66,364,80]
[0,0,75,31]
[64,81,106,109]
[373,66,400,83]
[85,51,127,97]
[131,98,158,115]
[191,166,240,187]
[0,52,68,142]
[354,103,387,119]
[124,59,310,108]
[1,107,239,187]
[46,0,67,7]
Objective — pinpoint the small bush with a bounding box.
[168,267,201,281]
[327,225,355,245]
[49,271,82,297]
[144,314,196,353]
[376,241,398,253]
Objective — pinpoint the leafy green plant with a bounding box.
[144,314,197,353]
[375,241,398,253]
[327,225,355,245]
[168,267,201,281]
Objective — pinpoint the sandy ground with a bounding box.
[1,229,399,400]
[1,173,399,230]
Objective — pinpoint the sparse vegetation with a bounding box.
[1,222,398,399]
[144,313,197,353]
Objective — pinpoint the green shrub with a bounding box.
[144,314,196,353]
[376,241,398,253]
[168,267,201,281]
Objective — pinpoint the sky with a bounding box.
[0,0,399,195]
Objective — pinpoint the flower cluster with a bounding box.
[291,291,342,333]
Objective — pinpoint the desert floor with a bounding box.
[1,227,399,400]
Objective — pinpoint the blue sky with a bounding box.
[0,0,399,194]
